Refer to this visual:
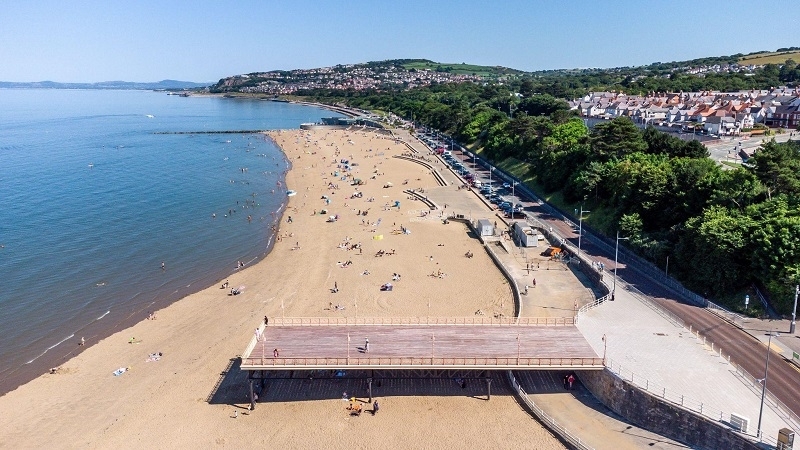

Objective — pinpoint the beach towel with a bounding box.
[113,367,128,376]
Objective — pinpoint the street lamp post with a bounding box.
[512,181,518,200]
[602,334,607,365]
[613,231,629,300]
[791,285,799,334]
[577,206,590,252]
[757,333,779,441]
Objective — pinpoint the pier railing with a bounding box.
[265,316,575,327]
[241,355,604,369]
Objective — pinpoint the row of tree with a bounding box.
[302,81,800,313]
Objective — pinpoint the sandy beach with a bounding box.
[0,128,564,449]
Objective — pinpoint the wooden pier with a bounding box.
[241,317,601,371]
[240,318,602,409]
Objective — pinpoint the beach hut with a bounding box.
[475,219,494,237]
[512,221,538,247]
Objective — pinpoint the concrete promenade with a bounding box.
[577,276,798,446]
[402,128,797,448]
[406,141,687,448]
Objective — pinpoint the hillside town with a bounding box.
[571,87,800,136]
[212,63,483,95]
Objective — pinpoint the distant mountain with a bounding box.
[0,79,209,90]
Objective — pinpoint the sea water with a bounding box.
[0,89,336,392]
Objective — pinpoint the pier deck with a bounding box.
[241,318,602,371]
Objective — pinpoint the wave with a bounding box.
[25,333,75,364]
[24,310,110,364]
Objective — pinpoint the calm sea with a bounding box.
[0,89,336,393]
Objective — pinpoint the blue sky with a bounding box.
[2,0,798,83]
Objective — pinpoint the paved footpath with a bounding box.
[399,129,800,448]
[404,131,688,449]
[577,277,798,446]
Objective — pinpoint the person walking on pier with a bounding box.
[364,338,370,353]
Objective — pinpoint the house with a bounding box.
[704,116,737,135]
[767,105,800,128]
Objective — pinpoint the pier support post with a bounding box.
[368,377,373,402]
[486,378,492,400]
[249,373,256,411]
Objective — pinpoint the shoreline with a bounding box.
[0,133,291,397]
[0,127,563,449]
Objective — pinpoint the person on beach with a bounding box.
[372,400,379,415]
[264,316,269,326]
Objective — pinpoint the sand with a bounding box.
[0,128,564,449]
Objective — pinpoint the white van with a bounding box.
[473,180,482,188]
[442,151,452,157]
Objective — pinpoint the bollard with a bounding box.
[663,388,666,398]
[681,395,684,406]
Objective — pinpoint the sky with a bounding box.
[2,0,799,83]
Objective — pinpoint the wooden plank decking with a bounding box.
[241,321,602,370]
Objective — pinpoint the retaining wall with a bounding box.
[579,369,759,450]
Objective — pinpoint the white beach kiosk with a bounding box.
[512,221,539,247]
[475,219,494,237]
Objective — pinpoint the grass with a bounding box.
[400,61,521,77]
[720,160,743,169]
[712,288,767,319]
[738,51,800,65]
[478,153,616,233]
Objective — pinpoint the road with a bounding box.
[435,139,800,422]
[706,132,796,166]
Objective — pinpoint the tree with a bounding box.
[590,117,647,160]
[746,197,800,311]
[518,94,570,117]
[643,126,709,158]
[748,140,800,199]
[779,59,798,83]
[707,167,764,210]
[674,206,754,295]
